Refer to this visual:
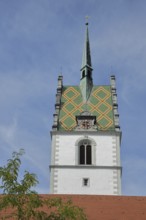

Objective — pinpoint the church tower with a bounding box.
[50,23,122,195]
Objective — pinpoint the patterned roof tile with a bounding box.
[59,85,115,131]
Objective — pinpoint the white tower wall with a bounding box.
[50,131,121,195]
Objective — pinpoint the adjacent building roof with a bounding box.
[1,195,146,220]
[39,195,146,220]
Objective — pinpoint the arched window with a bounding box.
[75,137,96,166]
[79,143,92,165]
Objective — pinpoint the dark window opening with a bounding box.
[87,70,91,78]
[86,145,92,164]
[83,178,89,186]
[80,145,85,164]
[82,70,85,78]
[79,144,92,165]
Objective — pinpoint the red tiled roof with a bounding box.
[45,195,146,220]
[1,194,146,220]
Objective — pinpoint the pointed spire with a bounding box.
[81,22,92,71]
[80,21,93,102]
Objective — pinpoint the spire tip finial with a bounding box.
[85,16,89,26]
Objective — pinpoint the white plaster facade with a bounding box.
[50,131,122,195]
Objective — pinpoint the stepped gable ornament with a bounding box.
[75,111,98,130]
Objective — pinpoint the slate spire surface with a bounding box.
[80,22,93,102]
[81,22,92,70]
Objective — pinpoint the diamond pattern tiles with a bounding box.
[59,86,115,131]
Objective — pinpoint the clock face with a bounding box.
[81,120,92,129]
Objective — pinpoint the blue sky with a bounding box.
[0,0,146,195]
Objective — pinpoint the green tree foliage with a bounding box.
[0,150,87,220]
